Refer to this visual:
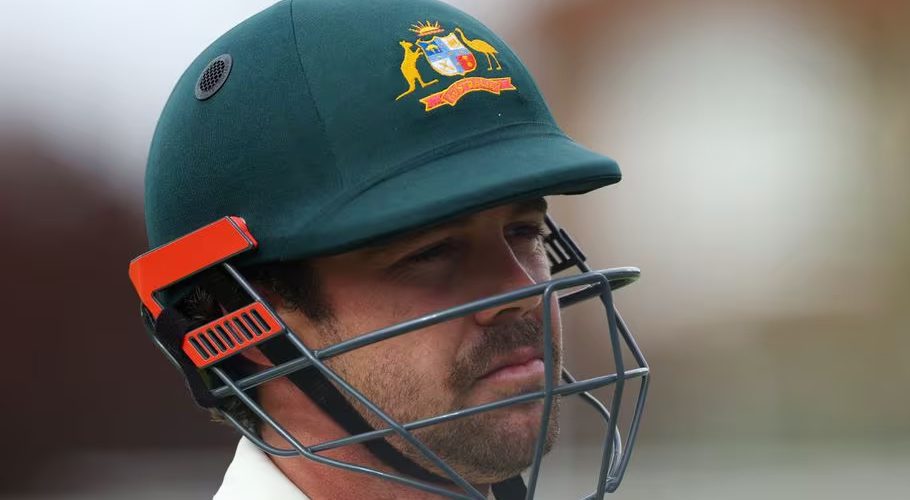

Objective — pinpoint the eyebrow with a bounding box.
[513,197,548,217]
[361,197,548,257]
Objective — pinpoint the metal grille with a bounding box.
[544,219,587,274]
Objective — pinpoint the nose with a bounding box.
[472,243,543,327]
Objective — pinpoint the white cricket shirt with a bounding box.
[213,437,311,500]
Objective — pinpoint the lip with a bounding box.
[478,347,545,382]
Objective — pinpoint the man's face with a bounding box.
[279,199,562,482]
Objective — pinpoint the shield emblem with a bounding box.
[417,33,477,77]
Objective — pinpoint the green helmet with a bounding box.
[135,1,647,499]
[145,0,620,265]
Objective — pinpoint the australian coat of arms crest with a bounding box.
[395,20,516,111]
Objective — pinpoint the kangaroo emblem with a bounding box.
[396,40,439,101]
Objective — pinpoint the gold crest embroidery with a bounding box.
[395,20,516,111]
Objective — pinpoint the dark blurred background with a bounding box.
[2,0,908,498]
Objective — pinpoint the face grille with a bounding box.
[195,54,232,100]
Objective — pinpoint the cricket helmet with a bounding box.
[130,1,649,498]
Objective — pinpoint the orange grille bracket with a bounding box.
[182,302,284,368]
[128,217,257,319]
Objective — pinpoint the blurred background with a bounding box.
[1,0,908,498]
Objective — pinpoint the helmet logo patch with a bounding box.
[395,21,516,111]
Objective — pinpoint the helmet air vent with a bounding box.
[194,54,233,101]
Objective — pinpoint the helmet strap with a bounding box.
[256,335,452,484]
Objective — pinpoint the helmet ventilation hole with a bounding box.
[194,54,232,100]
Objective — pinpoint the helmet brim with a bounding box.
[270,132,621,260]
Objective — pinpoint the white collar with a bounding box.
[213,437,310,500]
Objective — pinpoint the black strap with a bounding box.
[257,335,454,485]
[492,475,528,500]
[153,307,219,408]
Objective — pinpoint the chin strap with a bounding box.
[492,475,528,500]
[256,335,454,485]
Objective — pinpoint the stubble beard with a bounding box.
[325,317,563,484]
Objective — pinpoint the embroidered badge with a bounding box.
[395,20,516,111]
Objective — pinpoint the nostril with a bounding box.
[475,301,538,327]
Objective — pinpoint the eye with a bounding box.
[401,238,456,264]
[507,222,547,242]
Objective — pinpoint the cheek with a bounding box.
[334,327,463,421]
[517,247,551,286]
[322,279,465,402]
[549,300,563,345]
[326,269,459,331]
[533,254,552,283]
